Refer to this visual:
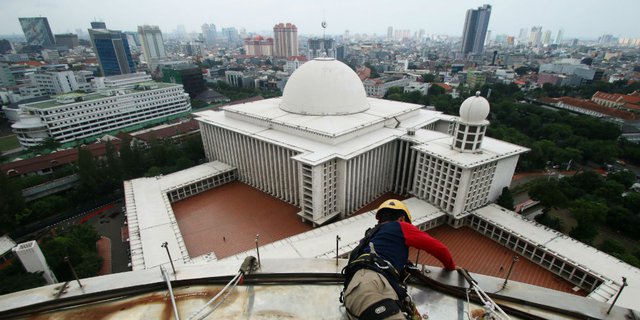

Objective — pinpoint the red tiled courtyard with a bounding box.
[171,181,312,259]
[413,225,584,295]
[172,182,580,295]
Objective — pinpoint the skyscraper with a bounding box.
[529,26,542,47]
[555,29,564,45]
[18,17,55,47]
[138,25,167,71]
[387,26,393,40]
[88,29,136,76]
[460,4,492,56]
[273,23,298,58]
[90,21,107,29]
[542,30,552,46]
[202,23,217,46]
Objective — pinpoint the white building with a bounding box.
[137,25,167,71]
[11,76,190,147]
[404,81,429,95]
[28,70,92,95]
[273,23,298,58]
[284,56,306,74]
[363,77,410,98]
[12,241,58,285]
[195,57,527,225]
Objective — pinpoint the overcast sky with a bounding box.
[1,0,638,39]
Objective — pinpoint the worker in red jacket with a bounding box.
[341,199,456,320]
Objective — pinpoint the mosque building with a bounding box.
[194,57,528,226]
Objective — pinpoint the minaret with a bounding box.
[453,91,490,152]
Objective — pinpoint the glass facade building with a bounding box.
[19,17,55,47]
[89,29,136,76]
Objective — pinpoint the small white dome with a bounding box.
[459,91,490,123]
[280,57,369,115]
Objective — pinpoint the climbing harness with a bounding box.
[340,225,418,319]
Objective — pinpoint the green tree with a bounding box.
[569,199,607,244]
[0,171,25,233]
[422,73,435,83]
[0,263,46,295]
[77,147,99,196]
[496,187,515,210]
[607,170,636,189]
[103,140,122,187]
[529,179,569,208]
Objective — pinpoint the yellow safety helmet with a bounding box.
[376,199,412,224]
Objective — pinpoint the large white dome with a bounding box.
[280,57,370,115]
[459,91,490,123]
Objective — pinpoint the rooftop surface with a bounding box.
[411,225,582,295]
[474,204,640,310]
[125,161,235,270]
[22,82,181,109]
[172,181,312,259]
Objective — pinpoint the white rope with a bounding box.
[187,271,243,320]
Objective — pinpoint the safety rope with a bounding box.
[187,271,243,320]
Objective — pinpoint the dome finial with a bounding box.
[475,91,481,97]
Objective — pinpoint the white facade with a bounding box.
[28,71,92,95]
[137,25,167,71]
[273,23,298,58]
[13,241,58,285]
[11,80,190,147]
[363,77,410,98]
[284,58,305,74]
[196,58,527,225]
[404,81,429,95]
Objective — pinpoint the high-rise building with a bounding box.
[243,36,274,56]
[90,21,107,29]
[555,29,564,45]
[460,4,492,56]
[387,26,393,40]
[54,33,79,49]
[18,17,55,48]
[518,28,528,41]
[138,25,167,71]
[273,23,298,58]
[202,23,217,46]
[88,28,137,76]
[221,27,239,46]
[0,63,16,87]
[308,38,335,59]
[162,64,205,98]
[529,26,542,47]
[12,241,57,285]
[542,30,552,46]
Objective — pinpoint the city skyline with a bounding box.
[0,0,639,40]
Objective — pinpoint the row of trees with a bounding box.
[529,171,640,267]
[0,133,206,234]
[385,80,640,170]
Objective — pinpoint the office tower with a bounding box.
[13,241,58,285]
[138,25,167,71]
[460,4,492,55]
[88,29,136,76]
[54,33,79,49]
[529,26,542,46]
[202,23,217,46]
[19,17,55,47]
[542,30,552,46]
[243,36,274,56]
[555,29,564,45]
[308,38,335,59]
[162,64,205,98]
[91,21,107,29]
[486,30,492,45]
[273,23,298,58]
[518,28,528,41]
[387,26,393,40]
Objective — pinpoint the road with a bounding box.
[55,199,130,274]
